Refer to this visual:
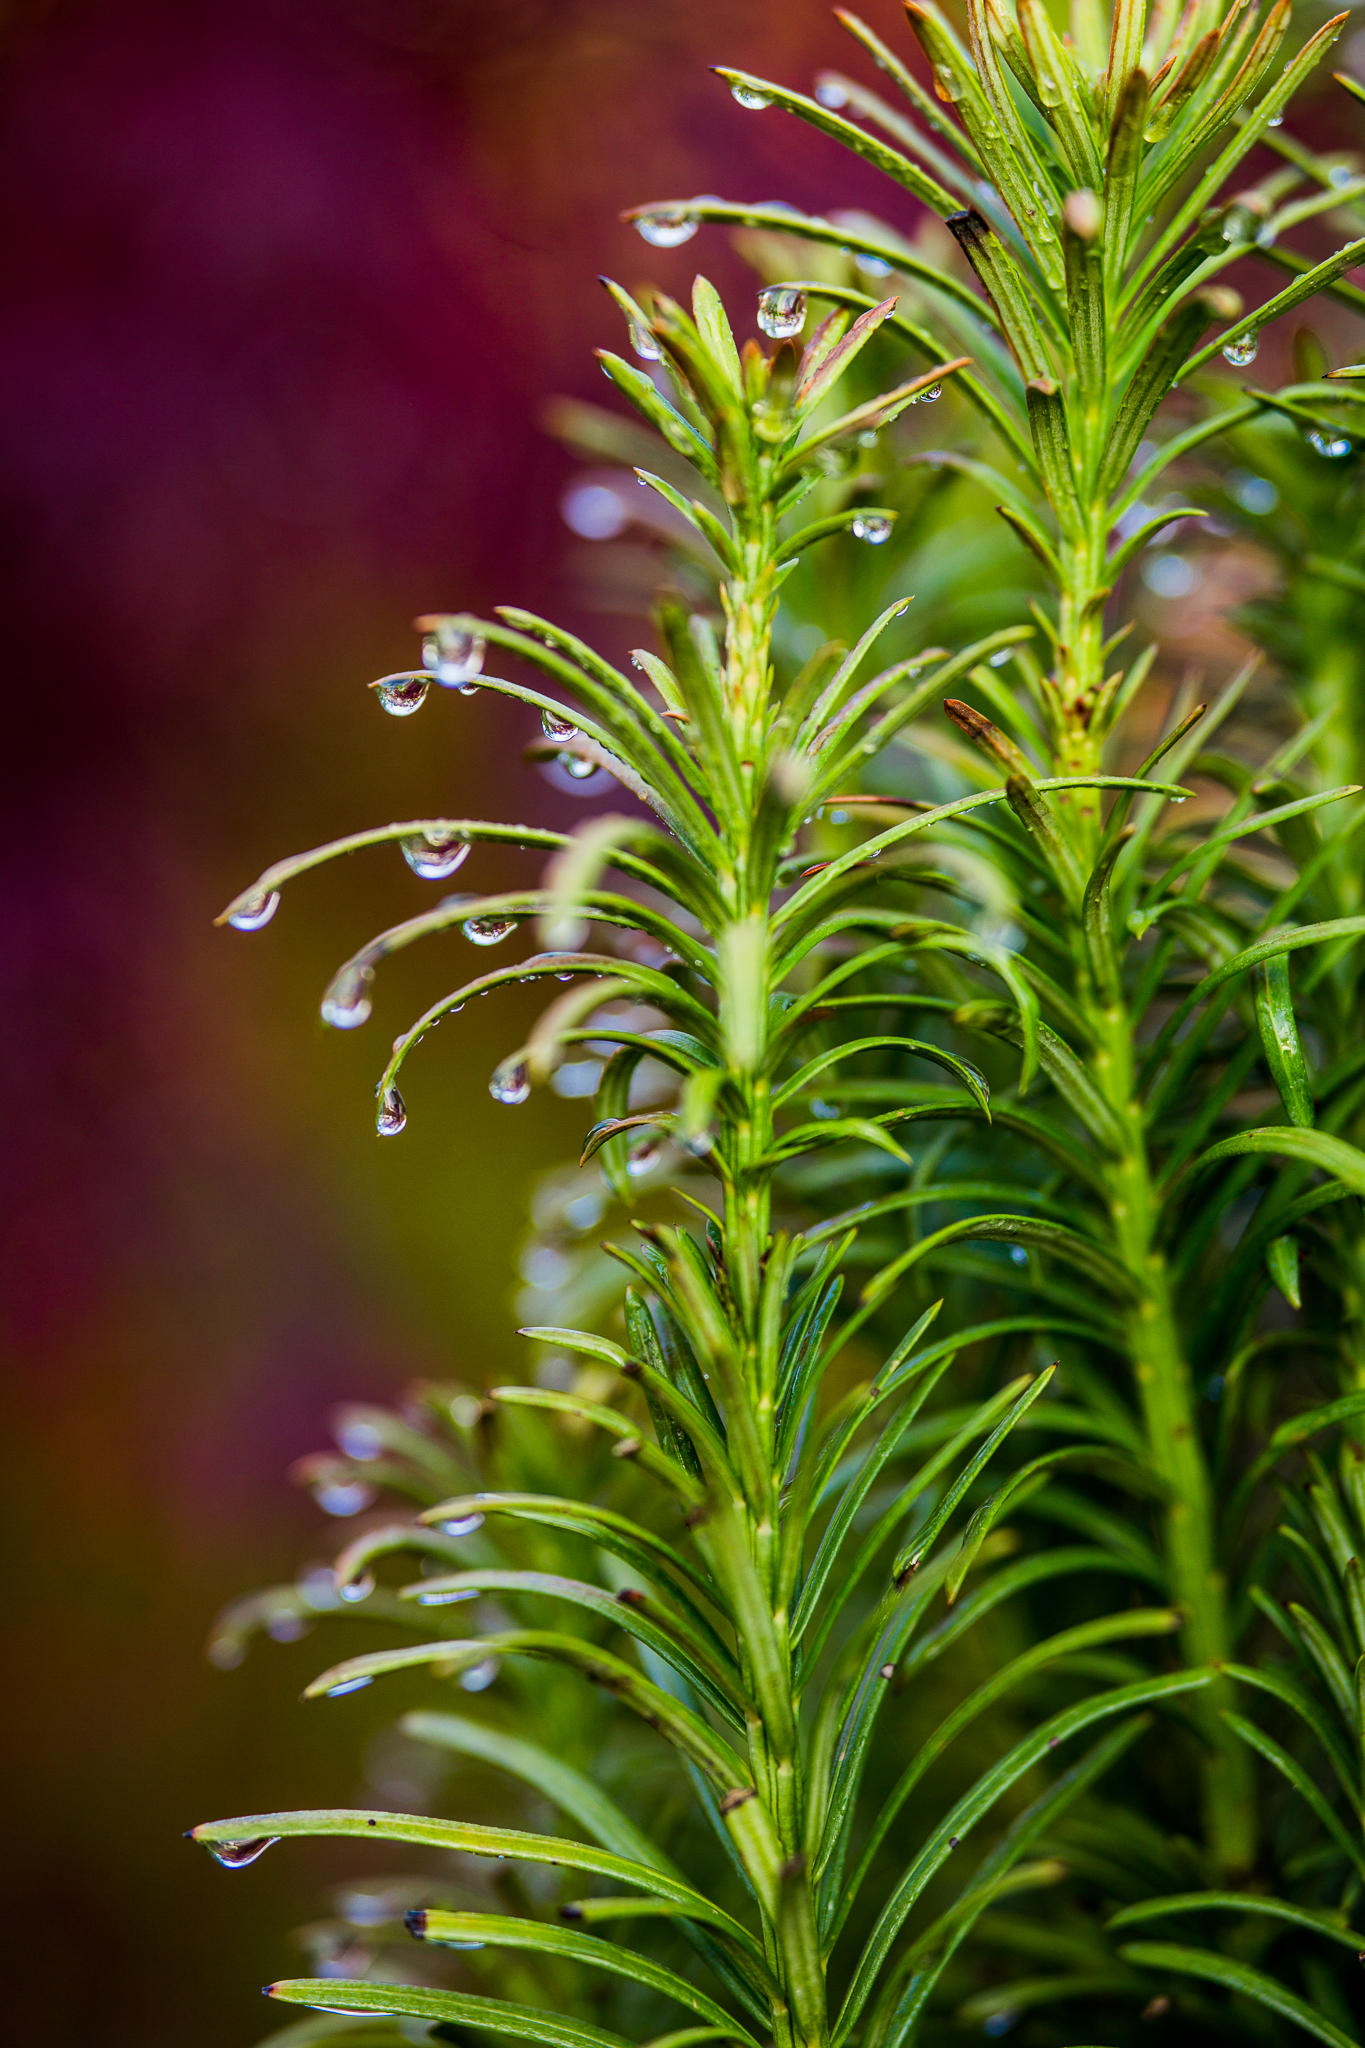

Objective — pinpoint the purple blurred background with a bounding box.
[0,1,880,2038]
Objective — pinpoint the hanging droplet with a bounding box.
[1009,1245,1029,1266]
[626,1135,662,1177]
[459,1656,501,1693]
[814,72,849,109]
[917,382,942,404]
[731,80,770,109]
[227,887,280,932]
[438,1510,486,1538]
[757,285,808,340]
[320,962,375,1031]
[371,673,430,717]
[463,913,516,945]
[489,1058,531,1106]
[851,512,894,545]
[635,208,698,248]
[420,622,485,692]
[1267,111,1284,127]
[541,707,579,742]
[336,1418,384,1461]
[561,750,598,780]
[402,831,469,880]
[562,481,626,539]
[1222,331,1258,367]
[313,1477,376,1517]
[376,1085,407,1137]
[322,1674,375,1698]
[337,1570,376,1604]
[208,1836,279,1869]
[1307,427,1353,459]
[628,318,662,362]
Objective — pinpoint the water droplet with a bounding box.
[1329,162,1356,188]
[371,673,430,717]
[854,249,893,278]
[1142,552,1198,599]
[814,72,848,109]
[376,1085,407,1137]
[1009,1245,1028,1266]
[323,1674,376,1698]
[227,887,280,932]
[208,1836,279,1869]
[916,382,942,404]
[635,208,697,248]
[314,1478,376,1517]
[489,1058,531,1106]
[626,1135,661,1176]
[265,1612,308,1643]
[541,707,578,741]
[437,1511,486,1538]
[1222,331,1258,367]
[338,1570,375,1603]
[1230,470,1277,514]
[562,481,626,539]
[459,1656,500,1693]
[757,285,807,340]
[402,832,469,880]
[628,318,661,362]
[731,82,771,110]
[561,750,598,780]
[416,1583,477,1606]
[321,962,375,1031]
[336,1418,384,1460]
[851,512,893,545]
[1267,111,1284,127]
[421,623,485,692]
[1308,427,1353,459]
[463,913,516,946]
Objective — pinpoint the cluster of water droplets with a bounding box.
[757,285,807,340]
[227,886,280,932]
[321,960,375,1031]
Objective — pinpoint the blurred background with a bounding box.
[2,1,1359,2041]
[0,0,899,2040]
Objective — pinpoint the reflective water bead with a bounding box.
[376,1085,407,1137]
[371,672,430,717]
[916,382,942,404]
[459,1656,500,1693]
[854,249,893,278]
[208,1836,279,1869]
[1222,331,1258,367]
[313,1477,376,1517]
[489,1058,531,1106]
[437,1510,486,1538]
[757,285,807,340]
[337,1570,376,1604]
[635,208,697,248]
[813,71,849,108]
[323,1674,375,1699]
[561,750,598,780]
[463,912,516,945]
[1230,471,1277,514]
[1308,427,1353,459]
[336,1415,384,1460]
[320,962,374,1031]
[731,82,771,109]
[851,512,893,545]
[402,832,468,880]
[420,622,485,692]
[628,318,662,362]
[541,707,579,741]
[1142,552,1198,599]
[227,886,280,932]
[626,1136,662,1177]
[562,481,626,539]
